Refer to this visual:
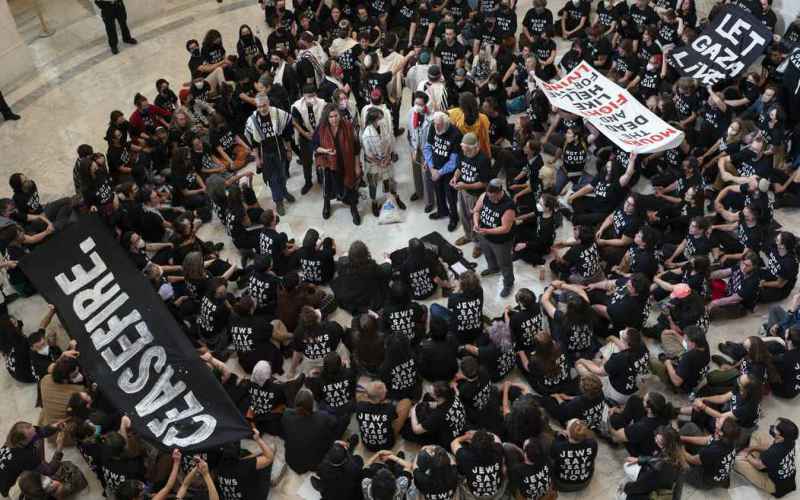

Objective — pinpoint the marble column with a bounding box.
[772,0,797,34]
[0,0,35,89]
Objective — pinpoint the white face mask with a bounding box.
[35,345,50,357]
[488,83,497,90]
[646,64,656,71]
[455,80,465,87]
[682,338,689,351]
[194,81,205,90]
[70,371,84,384]
[536,202,545,212]
[136,239,146,249]
[339,100,348,110]
[413,104,424,113]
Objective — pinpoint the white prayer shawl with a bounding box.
[360,103,394,144]
[299,45,328,87]
[379,51,405,101]
[417,79,448,113]
[245,106,291,148]
[405,64,430,98]
[361,124,391,166]
[329,37,358,59]
[290,96,327,141]
[273,61,287,89]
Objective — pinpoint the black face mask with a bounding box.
[191,48,200,57]
[769,425,777,438]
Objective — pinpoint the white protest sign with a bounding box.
[535,61,684,154]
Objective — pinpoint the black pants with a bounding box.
[433,171,458,221]
[101,4,132,49]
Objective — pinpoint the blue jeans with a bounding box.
[261,152,288,203]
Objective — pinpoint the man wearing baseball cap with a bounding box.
[473,178,516,297]
[451,132,491,258]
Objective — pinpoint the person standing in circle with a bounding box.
[473,178,517,298]
[94,0,138,54]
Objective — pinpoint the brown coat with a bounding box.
[315,120,359,189]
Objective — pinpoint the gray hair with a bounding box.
[255,94,270,106]
[432,111,450,126]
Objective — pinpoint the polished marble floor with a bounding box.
[0,0,798,499]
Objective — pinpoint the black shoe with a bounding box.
[240,249,254,269]
[394,127,405,137]
[424,205,434,213]
[447,219,458,232]
[719,342,739,360]
[301,182,313,195]
[394,195,406,210]
[111,46,119,54]
[285,192,296,203]
[214,242,225,252]
[2,112,20,121]
[429,211,444,220]
[396,450,406,460]
[466,261,478,270]
[410,193,420,202]
[351,206,361,225]
[481,268,500,277]
[372,202,380,217]
[500,284,514,298]
[123,38,138,45]
[322,202,331,219]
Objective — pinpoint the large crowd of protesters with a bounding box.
[2,0,800,498]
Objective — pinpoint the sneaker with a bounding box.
[472,246,482,258]
[481,268,500,277]
[301,182,313,195]
[285,192,296,203]
[276,201,286,216]
[455,236,470,246]
[500,284,514,298]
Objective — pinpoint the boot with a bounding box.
[372,201,380,217]
[301,181,313,195]
[322,199,331,219]
[351,204,361,225]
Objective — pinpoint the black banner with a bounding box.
[20,215,250,451]
[671,4,772,85]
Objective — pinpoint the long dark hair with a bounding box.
[471,430,499,463]
[383,332,414,371]
[202,29,222,52]
[319,103,340,129]
[745,336,780,385]
[320,351,344,383]
[459,92,480,126]
[532,330,561,376]
[562,292,597,334]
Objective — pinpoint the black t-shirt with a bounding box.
[596,0,627,28]
[257,228,288,265]
[626,246,658,279]
[448,290,484,343]
[478,337,516,382]
[610,209,641,239]
[382,301,425,343]
[699,439,736,486]
[356,401,397,451]
[427,125,463,170]
[625,416,668,457]
[3,322,35,384]
[606,284,647,328]
[509,458,552,499]
[457,369,498,418]
[198,294,230,337]
[229,314,277,373]
[731,149,771,178]
[281,410,338,474]
[458,151,492,196]
[761,441,797,497]
[310,368,357,410]
[413,463,460,499]
[247,269,280,314]
[550,434,597,485]
[434,41,466,74]
[217,457,271,500]
[591,177,623,212]
[529,352,572,391]
[248,379,287,418]
[298,243,336,285]
[563,243,601,279]
[562,394,605,431]
[479,194,515,244]
[522,7,553,36]
[293,322,343,361]
[381,354,419,400]
[401,251,440,300]
[101,455,146,495]
[728,386,760,428]
[727,267,760,310]
[684,234,713,260]
[0,430,55,496]
[456,443,505,497]
[419,397,467,449]
[675,348,710,391]
[561,0,589,31]
[561,141,587,175]
[774,348,800,397]
[604,349,639,395]
[509,305,543,353]
[13,183,43,215]
[763,247,799,293]
[628,4,658,32]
